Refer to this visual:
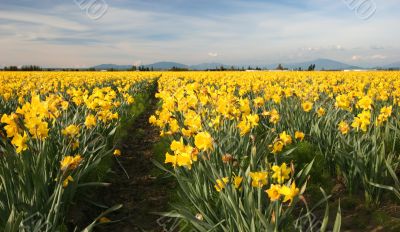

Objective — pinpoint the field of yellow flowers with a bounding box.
[1,71,400,231]
[0,72,158,231]
[150,71,400,231]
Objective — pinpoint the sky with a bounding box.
[0,0,399,68]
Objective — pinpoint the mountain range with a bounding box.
[266,58,361,70]
[381,62,400,69]
[91,58,400,71]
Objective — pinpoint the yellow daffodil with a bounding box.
[249,171,268,188]
[302,101,313,112]
[295,131,305,141]
[214,177,229,192]
[279,182,300,205]
[60,155,82,171]
[266,184,281,202]
[271,163,291,184]
[194,132,213,151]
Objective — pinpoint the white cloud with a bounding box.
[0,10,88,31]
[370,54,387,59]
[335,45,345,51]
[0,1,399,66]
[370,45,384,50]
[133,60,142,66]
[352,54,387,61]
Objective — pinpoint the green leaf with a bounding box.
[332,201,341,232]
[319,188,329,232]
[82,204,123,232]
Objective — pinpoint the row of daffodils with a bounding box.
[150,71,400,231]
[0,72,158,231]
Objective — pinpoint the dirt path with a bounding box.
[96,92,174,232]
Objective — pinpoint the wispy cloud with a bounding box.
[0,0,399,67]
[0,10,88,31]
[352,54,387,61]
[370,45,384,50]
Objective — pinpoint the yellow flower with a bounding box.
[99,217,112,223]
[233,175,243,189]
[380,105,392,117]
[269,109,280,124]
[302,101,313,112]
[170,138,185,153]
[260,112,268,118]
[338,121,350,135]
[11,132,28,154]
[317,107,325,117]
[295,131,305,141]
[25,117,49,139]
[176,152,193,168]
[279,131,292,145]
[253,97,264,107]
[181,128,193,137]
[1,113,19,138]
[266,184,281,202]
[271,163,291,184]
[126,96,134,104]
[72,139,79,150]
[194,132,213,151]
[169,119,180,133]
[165,152,178,168]
[149,115,157,125]
[376,106,392,126]
[184,111,202,132]
[62,124,80,137]
[351,110,371,132]
[60,155,82,171]
[62,175,74,188]
[249,171,268,188]
[269,141,284,155]
[237,119,251,136]
[356,96,373,110]
[61,101,69,110]
[246,114,259,127]
[272,94,281,104]
[113,149,121,157]
[214,177,229,192]
[279,182,300,205]
[85,114,97,128]
[335,94,351,111]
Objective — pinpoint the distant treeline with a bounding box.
[1,64,399,72]
[2,65,43,71]
[1,65,87,71]
[0,64,314,71]
[376,68,400,71]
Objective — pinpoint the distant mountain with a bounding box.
[190,63,232,70]
[92,64,132,70]
[144,62,188,70]
[275,58,362,70]
[91,62,188,70]
[381,62,400,69]
[91,58,365,71]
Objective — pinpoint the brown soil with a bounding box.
[98,96,174,232]
[71,92,176,232]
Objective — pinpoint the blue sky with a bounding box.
[0,0,399,67]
